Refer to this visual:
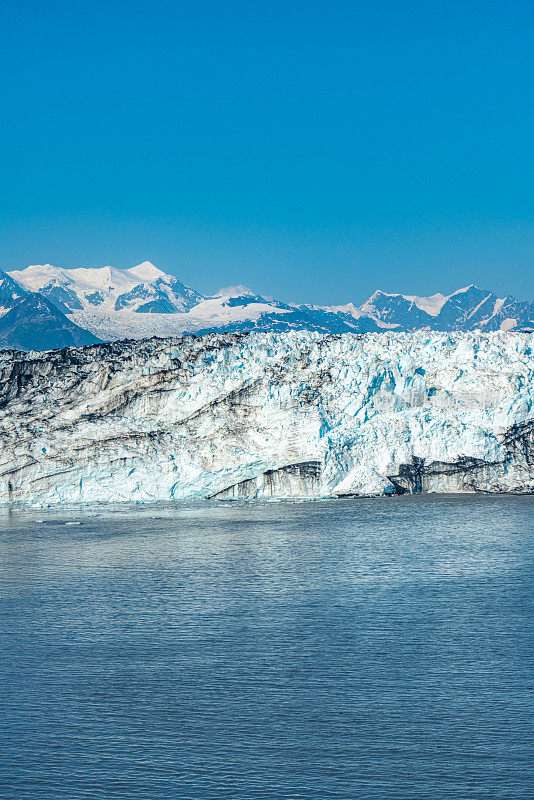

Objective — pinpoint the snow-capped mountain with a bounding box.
[0,331,532,503]
[8,261,204,316]
[2,260,533,349]
[359,285,534,332]
[0,268,102,349]
[6,262,374,343]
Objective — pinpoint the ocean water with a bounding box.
[0,495,532,800]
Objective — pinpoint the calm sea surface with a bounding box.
[1,496,532,799]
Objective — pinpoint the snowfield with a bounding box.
[0,330,532,503]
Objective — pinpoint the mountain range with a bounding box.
[0,260,532,350]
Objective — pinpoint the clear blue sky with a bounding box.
[1,0,533,303]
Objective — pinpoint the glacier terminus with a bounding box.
[0,330,532,504]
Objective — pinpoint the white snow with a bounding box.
[8,264,65,291]
[315,302,365,318]
[6,264,294,337]
[362,288,467,318]
[8,262,203,318]
[407,293,449,316]
[465,293,493,320]
[125,261,169,282]
[501,318,518,332]
[492,297,506,316]
[215,285,256,298]
[10,263,144,303]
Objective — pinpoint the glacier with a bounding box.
[0,330,532,504]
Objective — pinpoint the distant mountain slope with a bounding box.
[0,294,101,351]
[193,306,381,336]
[0,270,27,314]
[359,285,534,331]
[4,261,534,344]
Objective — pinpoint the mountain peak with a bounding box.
[125,261,168,282]
[215,285,256,299]
[451,284,478,295]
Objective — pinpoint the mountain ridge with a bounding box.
[2,261,533,349]
[0,292,101,351]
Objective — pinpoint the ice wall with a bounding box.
[0,330,532,503]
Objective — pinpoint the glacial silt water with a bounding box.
[1,495,532,799]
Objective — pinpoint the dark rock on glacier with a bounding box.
[209,461,322,499]
[388,420,534,495]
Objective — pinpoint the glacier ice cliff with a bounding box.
[0,331,532,503]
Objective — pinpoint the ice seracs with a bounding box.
[0,330,532,503]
